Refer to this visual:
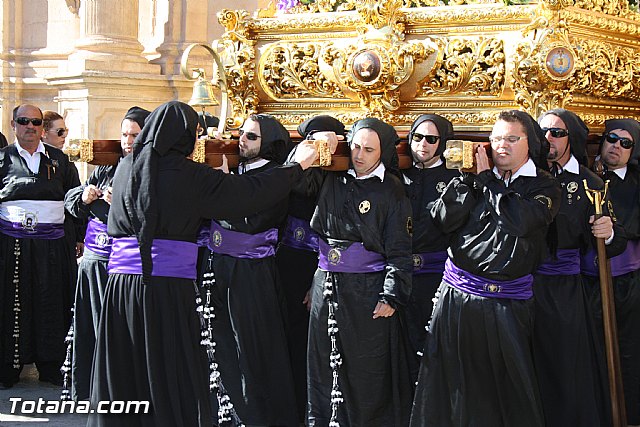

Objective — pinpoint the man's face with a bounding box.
[121,119,142,155]
[410,120,440,166]
[42,118,68,149]
[539,114,570,165]
[490,119,530,173]
[239,118,262,159]
[350,128,381,177]
[12,105,44,146]
[601,128,633,170]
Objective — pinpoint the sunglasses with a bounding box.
[411,133,440,144]
[51,128,68,137]
[541,127,569,138]
[15,117,43,126]
[604,132,634,149]
[239,129,261,141]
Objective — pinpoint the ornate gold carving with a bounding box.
[259,43,344,100]
[572,40,640,101]
[356,0,404,34]
[192,140,206,163]
[511,0,583,117]
[573,0,638,19]
[216,10,258,127]
[418,37,505,97]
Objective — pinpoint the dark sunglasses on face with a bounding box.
[411,133,440,144]
[239,129,261,141]
[541,127,569,138]
[605,132,634,149]
[15,117,43,126]
[52,128,68,137]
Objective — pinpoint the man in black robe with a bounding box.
[87,101,317,427]
[275,115,346,422]
[199,113,300,426]
[296,117,413,427]
[534,109,625,427]
[582,118,640,426]
[402,114,460,379]
[64,106,150,400]
[410,110,562,427]
[0,104,81,388]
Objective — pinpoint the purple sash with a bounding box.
[84,218,112,258]
[581,240,640,277]
[108,237,198,279]
[0,217,64,240]
[280,216,319,253]
[196,223,210,248]
[208,221,278,259]
[536,249,580,276]
[318,240,386,273]
[443,258,533,300]
[413,251,448,275]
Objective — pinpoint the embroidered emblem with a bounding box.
[95,232,110,248]
[407,216,413,236]
[294,226,306,242]
[359,200,371,214]
[566,181,578,193]
[484,283,502,293]
[21,212,38,231]
[212,230,223,247]
[51,159,59,168]
[436,181,447,193]
[534,194,553,210]
[328,248,341,266]
[413,254,423,269]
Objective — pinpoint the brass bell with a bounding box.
[188,68,219,109]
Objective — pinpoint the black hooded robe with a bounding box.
[300,118,414,427]
[0,143,80,386]
[64,163,117,400]
[87,102,306,427]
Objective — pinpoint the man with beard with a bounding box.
[533,109,624,427]
[0,104,81,388]
[582,118,640,426]
[63,106,150,400]
[88,102,318,427]
[410,110,561,427]
[200,114,300,426]
[275,115,345,422]
[402,114,460,379]
[294,117,414,426]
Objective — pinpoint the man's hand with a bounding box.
[214,154,230,174]
[294,142,319,170]
[475,145,490,174]
[372,302,395,319]
[82,185,102,205]
[312,131,342,154]
[75,242,84,259]
[589,215,613,240]
[102,187,113,205]
[302,288,312,312]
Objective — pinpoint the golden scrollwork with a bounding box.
[571,40,640,100]
[259,43,344,100]
[216,10,258,127]
[355,0,404,34]
[418,37,505,97]
[573,0,638,19]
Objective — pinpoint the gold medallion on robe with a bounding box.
[359,200,371,214]
[294,226,305,242]
[212,230,223,247]
[328,248,341,265]
[436,181,447,193]
[534,194,552,210]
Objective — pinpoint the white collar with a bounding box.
[347,162,386,182]
[559,155,580,175]
[238,158,269,174]
[612,165,627,180]
[492,158,537,186]
[14,139,46,156]
[413,158,443,169]
[595,155,628,179]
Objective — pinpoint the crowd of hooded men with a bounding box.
[0,101,639,427]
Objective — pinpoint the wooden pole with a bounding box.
[583,179,627,427]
